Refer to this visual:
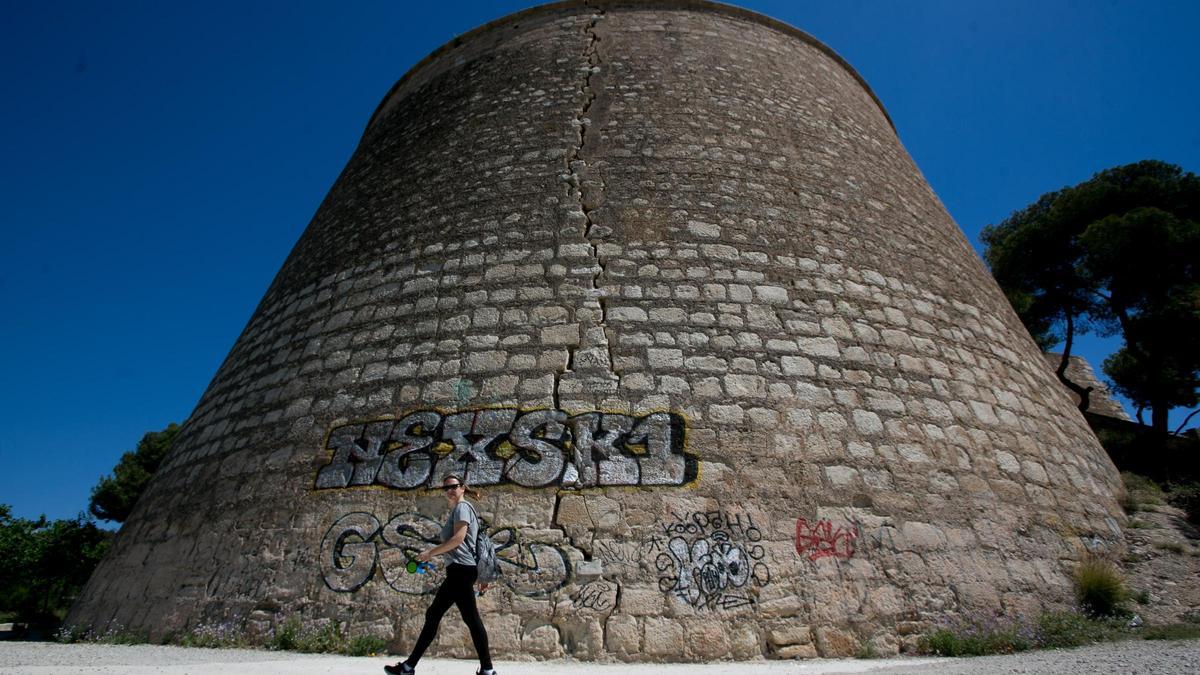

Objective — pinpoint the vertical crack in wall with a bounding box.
[582,495,600,552]
[548,9,610,559]
[555,6,619,410]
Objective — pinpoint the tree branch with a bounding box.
[1173,408,1200,435]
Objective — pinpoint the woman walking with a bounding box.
[385,474,495,675]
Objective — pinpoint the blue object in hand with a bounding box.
[406,561,435,574]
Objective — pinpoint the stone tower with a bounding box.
[70,0,1124,659]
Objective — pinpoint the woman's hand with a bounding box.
[416,549,433,563]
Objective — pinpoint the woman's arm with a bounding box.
[416,521,468,562]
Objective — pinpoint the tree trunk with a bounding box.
[1151,400,1170,437]
[1055,313,1093,411]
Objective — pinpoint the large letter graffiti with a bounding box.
[319,512,573,598]
[794,518,858,561]
[319,512,380,593]
[653,511,770,611]
[315,409,694,490]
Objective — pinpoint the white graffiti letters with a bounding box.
[316,409,694,490]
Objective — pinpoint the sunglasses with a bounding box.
[441,483,463,492]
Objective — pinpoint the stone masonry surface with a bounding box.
[69,0,1126,661]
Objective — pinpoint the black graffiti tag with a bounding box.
[570,581,615,611]
[319,512,573,598]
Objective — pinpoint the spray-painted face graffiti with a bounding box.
[319,512,573,598]
[794,518,858,561]
[314,409,695,490]
[652,511,770,610]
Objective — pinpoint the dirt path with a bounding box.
[3,640,1200,674]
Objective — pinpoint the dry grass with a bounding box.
[1074,557,1127,618]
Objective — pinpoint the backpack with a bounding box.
[465,503,501,584]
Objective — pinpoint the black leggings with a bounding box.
[406,563,492,669]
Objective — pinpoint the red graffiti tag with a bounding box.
[795,518,857,561]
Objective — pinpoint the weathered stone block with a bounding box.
[815,626,858,657]
[643,618,685,657]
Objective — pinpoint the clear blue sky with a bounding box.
[2,1,1198,523]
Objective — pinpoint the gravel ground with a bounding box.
[1,640,1197,674]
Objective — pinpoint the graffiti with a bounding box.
[320,512,573,597]
[654,511,769,610]
[314,409,695,490]
[319,512,380,593]
[795,518,858,561]
[452,378,473,404]
[570,580,616,611]
[595,541,642,568]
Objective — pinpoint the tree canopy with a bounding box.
[982,160,1200,435]
[0,505,110,624]
[88,423,180,522]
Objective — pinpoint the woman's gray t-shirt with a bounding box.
[440,501,478,566]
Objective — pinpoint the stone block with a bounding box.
[781,355,815,376]
[540,323,581,346]
[797,337,840,357]
[604,615,641,657]
[768,625,813,646]
[900,521,946,551]
[814,626,858,657]
[777,644,818,659]
[647,348,683,369]
[521,624,563,658]
[685,620,732,660]
[619,587,664,616]
[687,220,721,238]
[724,374,766,398]
[642,617,685,657]
[608,306,648,322]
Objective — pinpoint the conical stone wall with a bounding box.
[70,0,1125,659]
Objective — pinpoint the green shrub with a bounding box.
[179,622,248,649]
[1118,473,1166,504]
[267,617,301,651]
[920,627,1030,656]
[1154,541,1186,554]
[345,634,388,657]
[295,622,344,653]
[1121,472,1166,512]
[1167,482,1200,525]
[93,626,145,645]
[1142,623,1200,640]
[54,624,88,643]
[1036,611,1126,648]
[53,624,145,645]
[918,614,1034,656]
[1074,558,1127,618]
[917,608,1200,657]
